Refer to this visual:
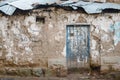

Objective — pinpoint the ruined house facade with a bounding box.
[0,0,120,77]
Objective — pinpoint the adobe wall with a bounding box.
[0,8,120,76]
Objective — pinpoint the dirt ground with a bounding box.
[0,72,120,80]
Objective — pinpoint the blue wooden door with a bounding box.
[66,25,90,68]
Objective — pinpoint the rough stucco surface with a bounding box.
[0,8,120,76]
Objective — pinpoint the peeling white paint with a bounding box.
[91,25,95,32]
[20,34,30,43]
[92,16,113,32]
[95,26,100,34]
[48,22,53,29]
[61,46,66,57]
[28,24,40,36]
[6,50,13,60]
[67,14,80,23]
[55,31,64,41]
[107,46,114,52]
[25,47,32,52]
[24,16,36,26]
[11,27,20,35]
[77,56,80,62]
[0,17,8,39]
[14,57,18,64]
[14,52,18,55]
[114,35,120,46]
[91,50,99,61]
[18,43,23,47]
[101,34,110,42]
[0,16,34,63]
[27,57,33,62]
[112,14,120,22]
[91,39,97,50]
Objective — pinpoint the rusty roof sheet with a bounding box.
[0,0,120,15]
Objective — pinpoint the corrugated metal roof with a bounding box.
[8,0,58,10]
[61,1,120,14]
[0,0,58,15]
[0,0,16,15]
[0,4,16,15]
[0,0,16,6]
[0,0,120,15]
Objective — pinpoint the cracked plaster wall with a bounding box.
[0,8,120,74]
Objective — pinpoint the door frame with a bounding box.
[66,24,90,69]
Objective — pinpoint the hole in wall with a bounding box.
[36,16,45,24]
